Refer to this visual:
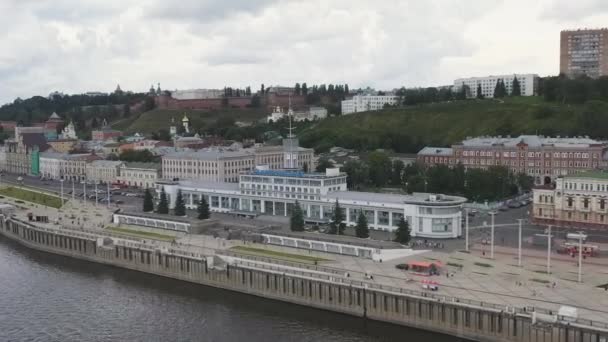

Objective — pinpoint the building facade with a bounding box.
[418,135,608,185]
[157,168,466,238]
[532,172,608,229]
[453,74,539,98]
[560,28,608,78]
[341,95,398,115]
[39,152,102,181]
[5,133,49,175]
[85,160,124,184]
[117,162,161,189]
[162,150,255,183]
[47,139,77,153]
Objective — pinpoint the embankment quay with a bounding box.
[1,215,607,342]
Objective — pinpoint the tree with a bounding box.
[261,84,265,94]
[157,187,169,214]
[355,211,369,238]
[174,189,186,216]
[290,201,305,231]
[391,160,405,186]
[367,151,392,187]
[315,158,334,172]
[302,162,309,173]
[394,217,411,244]
[494,79,507,98]
[294,83,301,95]
[328,199,346,235]
[143,188,154,212]
[197,196,210,219]
[511,76,521,96]
[476,83,484,99]
[302,82,308,95]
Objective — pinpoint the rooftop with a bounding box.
[458,135,604,148]
[326,191,467,206]
[124,162,161,170]
[417,147,453,156]
[247,169,345,179]
[159,179,240,192]
[163,149,253,160]
[89,160,124,167]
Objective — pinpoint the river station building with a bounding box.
[157,167,466,239]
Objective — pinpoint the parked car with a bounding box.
[125,193,138,197]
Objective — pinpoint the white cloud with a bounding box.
[1,0,608,104]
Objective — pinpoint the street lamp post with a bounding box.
[72,179,75,201]
[60,178,64,205]
[517,218,524,267]
[82,180,86,204]
[465,208,469,252]
[547,225,552,274]
[107,182,111,207]
[490,211,496,259]
[94,181,98,206]
[578,231,583,283]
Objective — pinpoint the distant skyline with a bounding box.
[1,0,608,104]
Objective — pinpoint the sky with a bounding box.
[1,0,608,104]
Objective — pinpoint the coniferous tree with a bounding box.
[355,211,370,238]
[476,83,484,99]
[173,190,186,216]
[511,76,521,96]
[290,201,305,231]
[329,199,346,235]
[157,187,169,214]
[197,196,210,219]
[143,188,154,212]
[494,79,502,98]
[394,217,411,244]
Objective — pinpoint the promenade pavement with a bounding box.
[3,194,608,324]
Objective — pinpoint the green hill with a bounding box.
[114,108,268,134]
[298,97,608,153]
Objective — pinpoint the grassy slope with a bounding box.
[299,97,586,152]
[0,187,63,208]
[120,108,268,134]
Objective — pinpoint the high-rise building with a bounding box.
[560,28,608,78]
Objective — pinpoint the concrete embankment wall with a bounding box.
[1,218,606,342]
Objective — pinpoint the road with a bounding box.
[2,173,608,248]
[0,173,144,212]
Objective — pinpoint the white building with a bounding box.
[85,160,124,184]
[453,74,539,98]
[171,89,223,100]
[60,121,77,140]
[157,168,466,238]
[341,95,398,115]
[266,106,328,123]
[533,171,608,229]
[39,152,101,181]
[118,162,161,189]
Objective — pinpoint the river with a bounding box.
[0,238,466,342]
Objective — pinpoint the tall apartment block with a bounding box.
[560,29,608,78]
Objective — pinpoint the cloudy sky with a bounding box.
[1,0,607,104]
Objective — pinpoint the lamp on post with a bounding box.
[60,178,64,205]
[577,230,584,283]
[489,211,496,259]
[465,207,469,252]
[517,218,524,267]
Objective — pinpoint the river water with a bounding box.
[0,238,466,342]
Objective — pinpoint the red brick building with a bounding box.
[418,135,608,185]
[155,94,252,110]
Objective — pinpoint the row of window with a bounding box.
[461,151,597,159]
[565,182,608,192]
